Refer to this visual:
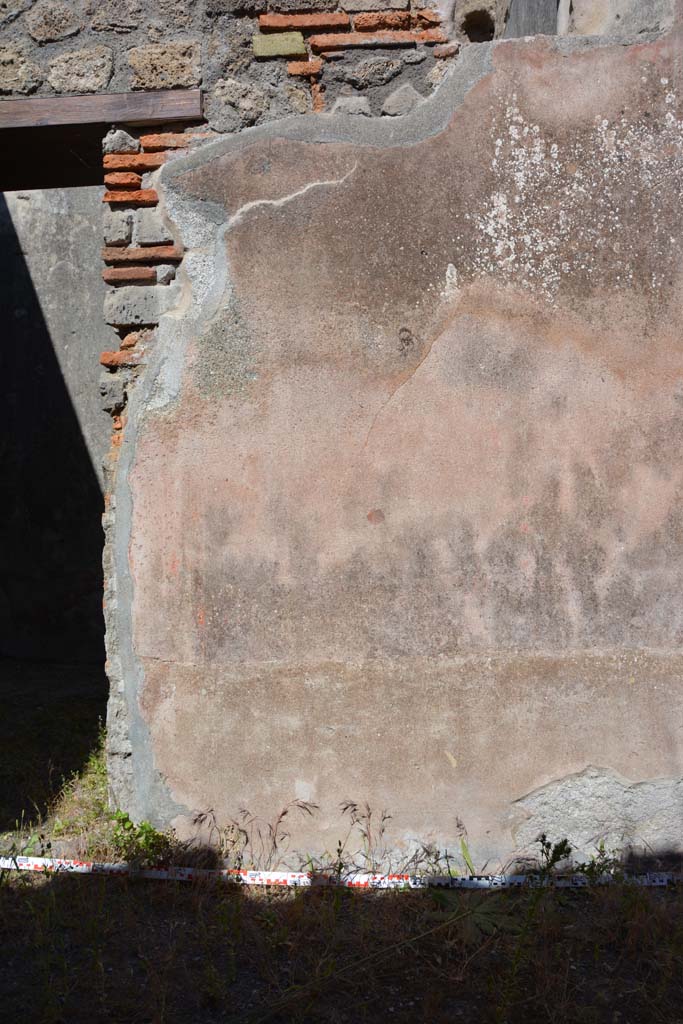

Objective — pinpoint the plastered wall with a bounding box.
[100,12,683,865]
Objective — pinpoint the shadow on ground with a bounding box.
[1,871,683,1024]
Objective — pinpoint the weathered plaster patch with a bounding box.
[512,766,683,859]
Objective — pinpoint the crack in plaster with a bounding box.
[225,162,359,231]
[362,325,446,451]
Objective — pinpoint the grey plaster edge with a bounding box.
[107,358,188,827]
[106,182,227,826]
[161,31,663,189]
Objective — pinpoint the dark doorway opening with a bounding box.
[462,9,496,41]
[0,175,109,828]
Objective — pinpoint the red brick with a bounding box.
[102,244,184,264]
[103,266,157,285]
[103,153,165,172]
[353,12,410,30]
[414,7,441,26]
[100,349,142,369]
[140,132,191,151]
[104,171,143,189]
[103,190,159,206]
[311,81,325,112]
[120,330,147,349]
[288,59,324,76]
[415,27,447,43]
[433,41,459,58]
[310,30,417,51]
[259,12,349,31]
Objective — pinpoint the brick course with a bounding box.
[104,172,143,189]
[102,266,157,284]
[103,190,159,206]
[102,244,183,264]
[103,153,165,172]
[259,12,350,30]
[310,30,417,50]
[287,59,324,75]
[139,133,192,151]
[353,12,411,30]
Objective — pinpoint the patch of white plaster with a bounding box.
[472,89,683,303]
[512,765,683,859]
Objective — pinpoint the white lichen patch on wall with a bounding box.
[466,88,683,303]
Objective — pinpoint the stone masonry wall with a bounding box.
[1,1,676,130]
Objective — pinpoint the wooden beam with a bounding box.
[0,89,203,130]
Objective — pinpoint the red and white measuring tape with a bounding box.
[1,855,681,889]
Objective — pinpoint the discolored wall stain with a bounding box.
[116,25,683,861]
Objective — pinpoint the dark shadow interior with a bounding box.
[0,182,108,828]
[462,9,496,42]
[0,125,104,191]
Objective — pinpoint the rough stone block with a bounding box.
[128,42,201,90]
[0,0,31,26]
[156,264,177,285]
[156,0,194,26]
[564,0,674,36]
[268,0,338,10]
[134,209,174,247]
[253,31,307,57]
[433,41,460,58]
[206,0,266,13]
[103,129,140,155]
[99,374,126,413]
[205,77,269,133]
[331,95,371,115]
[0,45,42,94]
[344,56,402,87]
[89,0,141,34]
[381,82,422,116]
[104,283,180,327]
[47,46,113,93]
[103,209,133,247]
[285,82,310,113]
[26,0,80,41]
[505,0,560,38]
